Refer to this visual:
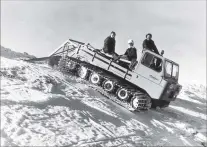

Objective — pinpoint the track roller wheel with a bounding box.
[66,60,77,71]
[130,95,145,110]
[77,66,88,79]
[102,80,115,92]
[89,72,101,85]
[130,93,151,110]
[116,88,130,101]
[130,96,141,110]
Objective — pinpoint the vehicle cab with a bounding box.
[131,50,182,102]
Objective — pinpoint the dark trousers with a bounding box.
[103,49,119,60]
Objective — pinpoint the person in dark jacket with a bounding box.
[142,33,160,55]
[119,39,138,70]
[102,31,119,59]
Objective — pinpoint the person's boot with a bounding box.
[129,61,138,70]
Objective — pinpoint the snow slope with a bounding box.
[1,46,36,60]
[1,57,206,146]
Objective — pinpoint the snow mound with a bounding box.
[177,82,206,106]
[181,82,206,100]
[1,45,36,60]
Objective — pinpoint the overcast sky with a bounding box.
[1,0,206,85]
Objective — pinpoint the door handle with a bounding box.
[149,75,158,80]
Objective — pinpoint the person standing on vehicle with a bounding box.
[142,33,160,55]
[102,31,119,59]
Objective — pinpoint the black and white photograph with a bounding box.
[1,0,206,146]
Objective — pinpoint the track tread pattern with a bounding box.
[58,56,151,111]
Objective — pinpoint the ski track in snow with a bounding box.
[0,57,206,147]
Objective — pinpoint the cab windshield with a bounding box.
[164,60,179,81]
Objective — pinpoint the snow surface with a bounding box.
[1,46,35,60]
[1,56,206,146]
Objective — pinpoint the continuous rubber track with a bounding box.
[58,56,152,112]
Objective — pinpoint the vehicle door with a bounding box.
[136,52,163,85]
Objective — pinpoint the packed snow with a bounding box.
[1,46,35,60]
[1,56,206,146]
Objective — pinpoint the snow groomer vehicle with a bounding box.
[48,39,182,111]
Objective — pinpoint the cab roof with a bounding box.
[143,50,179,66]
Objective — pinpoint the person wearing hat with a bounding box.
[102,31,119,59]
[118,39,138,70]
[142,33,160,55]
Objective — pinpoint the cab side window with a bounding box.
[141,53,162,72]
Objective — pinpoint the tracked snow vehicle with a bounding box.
[49,39,182,111]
